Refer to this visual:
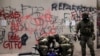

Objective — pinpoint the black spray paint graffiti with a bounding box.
[51,2,96,12]
[0,28,5,44]
[0,5,56,40]
[51,2,96,32]
[21,34,28,46]
[21,4,60,38]
[0,3,96,47]
[21,4,44,16]
[51,3,96,21]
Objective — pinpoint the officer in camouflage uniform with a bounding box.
[54,34,74,56]
[37,37,48,56]
[37,35,56,56]
[76,13,95,56]
[38,34,74,56]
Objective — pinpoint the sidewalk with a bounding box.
[0,49,100,56]
[0,53,18,56]
[0,41,100,56]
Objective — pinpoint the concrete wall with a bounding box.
[0,0,97,54]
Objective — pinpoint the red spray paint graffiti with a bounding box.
[10,21,20,32]
[71,10,82,21]
[3,33,22,49]
[0,9,21,19]
[0,6,57,49]
[20,10,56,35]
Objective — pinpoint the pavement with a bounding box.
[0,41,100,56]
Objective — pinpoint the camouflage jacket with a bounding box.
[76,20,94,36]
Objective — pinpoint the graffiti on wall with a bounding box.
[51,2,96,32]
[21,34,28,45]
[0,2,96,49]
[3,32,22,49]
[0,28,5,44]
[52,2,96,21]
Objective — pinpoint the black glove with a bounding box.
[75,34,81,41]
[74,34,78,41]
[74,36,77,41]
[78,37,81,41]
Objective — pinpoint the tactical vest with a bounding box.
[79,21,93,36]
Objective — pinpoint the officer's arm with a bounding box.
[76,22,80,34]
[91,22,95,40]
[91,22,94,33]
[74,22,81,41]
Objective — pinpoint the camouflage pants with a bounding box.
[80,36,95,56]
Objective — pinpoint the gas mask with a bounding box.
[82,13,89,23]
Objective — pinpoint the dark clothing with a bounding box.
[80,36,95,56]
[47,52,57,56]
[76,20,95,56]
[76,20,94,36]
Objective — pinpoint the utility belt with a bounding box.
[80,32,92,37]
[78,33,92,41]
